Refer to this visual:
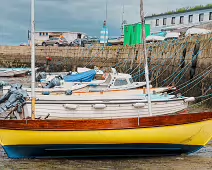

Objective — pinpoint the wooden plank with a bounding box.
[0,112,211,131]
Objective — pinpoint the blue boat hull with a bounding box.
[3,144,202,159]
[63,70,96,82]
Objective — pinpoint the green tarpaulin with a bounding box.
[124,23,150,46]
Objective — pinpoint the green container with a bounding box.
[124,23,150,46]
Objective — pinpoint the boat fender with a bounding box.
[65,90,72,95]
[133,103,145,108]
[184,97,195,102]
[63,104,78,110]
[93,104,106,109]
[42,91,50,95]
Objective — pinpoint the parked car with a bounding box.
[42,37,69,46]
[69,36,99,47]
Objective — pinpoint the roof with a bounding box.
[146,35,165,41]
[185,28,212,35]
[145,4,212,18]
[35,31,87,34]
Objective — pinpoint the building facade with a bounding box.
[145,8,212,33]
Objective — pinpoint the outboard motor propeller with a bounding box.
[0,84,28,114]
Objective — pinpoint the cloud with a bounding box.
[0,0,211,45]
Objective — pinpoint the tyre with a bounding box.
[190,67,196,79]
[55,43,60,47]
[42,42,46,46]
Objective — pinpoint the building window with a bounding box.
[46,33,48,36]
[171,17,175,24]
[188,15,193,23]
[209,12,212,20]
[199,13,204,22]
[163,18,167,25]
[180,16,184,24]
[156,19,159,26]
[39,32,42,36]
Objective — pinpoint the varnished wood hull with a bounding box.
[0,112,212,159]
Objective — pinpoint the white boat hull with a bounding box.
[23,96,188,120]
[0,71,14,77]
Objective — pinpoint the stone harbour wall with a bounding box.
[0,33,211,106]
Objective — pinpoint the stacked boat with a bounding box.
[0,68,32,77]
[3,67,175,96]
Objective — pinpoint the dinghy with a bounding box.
[0,70,14,77]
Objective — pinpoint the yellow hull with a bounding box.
[0,120,211,146]
[0,120,212,158]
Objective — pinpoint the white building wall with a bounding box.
[145,9,212,33]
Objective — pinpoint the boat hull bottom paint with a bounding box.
[3,144,203,159]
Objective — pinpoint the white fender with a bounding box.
[184,97,195,102]
[93,104,106,109]
[63,104,78,110]
[133,103,145,108]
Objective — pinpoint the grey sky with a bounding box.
[0,0,211,45]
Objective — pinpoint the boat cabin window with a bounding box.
[129,78,133,84]
[114,79,128,86]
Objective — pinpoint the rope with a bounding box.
[176,65,212,89]
[175,65,191,86]
[189,96,212,108]
[85,46,104,67]
[180,69,212,95]
[167,64,191,86]
[195,93,212,99]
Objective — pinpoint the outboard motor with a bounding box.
[44,75,63,89]
[67,71,72,75]
[0,84,28,114]
[36,72,47,82]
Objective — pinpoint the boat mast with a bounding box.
[140,0,152,116]
[121,4,124,35]
[104,0,108,47]
[31,0,36,119]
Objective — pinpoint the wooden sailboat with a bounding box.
[0,112,212,158]
[0,0,211,159]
